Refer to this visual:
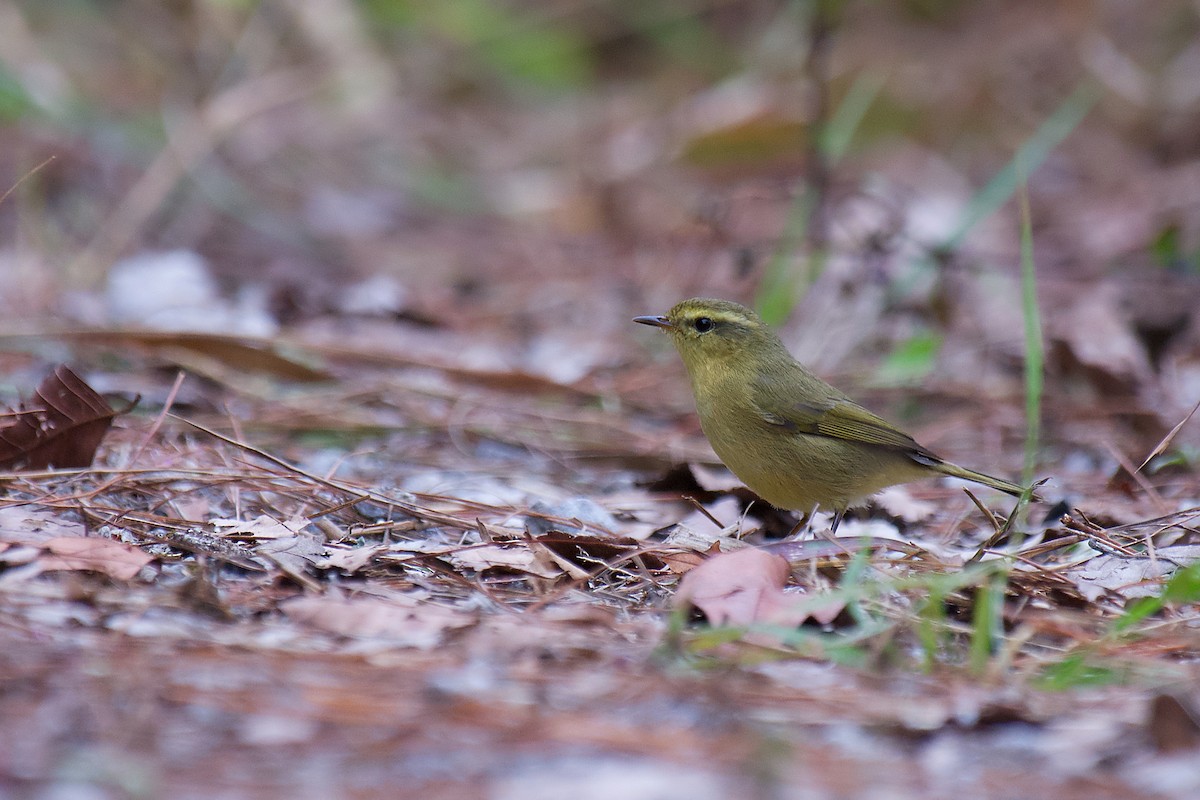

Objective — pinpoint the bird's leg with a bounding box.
[830,508,845,534]
[785,505,821,539]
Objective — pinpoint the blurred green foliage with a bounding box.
[1151,224,1200,274]
[361,0,596,90]
[874,330,941,386]
[0,65,34,122]
[1036,652,1128,691]
[357,0,741,92]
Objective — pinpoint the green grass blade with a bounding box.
[917,584,948,671]
[1036,652,1126,691]
[756,188,818,325]
[1018,181,1044,484]
[819,72,885,162]
[969,571,1006,675]
[756,72,883,324]
[944,82,1099,250]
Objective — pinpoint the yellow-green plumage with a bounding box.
[635,298,1027,526]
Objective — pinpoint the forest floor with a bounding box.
[3,2,1200,798]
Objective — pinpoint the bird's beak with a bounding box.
[633,314,674,330]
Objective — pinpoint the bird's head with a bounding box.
[634,297,785,379]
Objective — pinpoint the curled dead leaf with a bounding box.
[675,547,844,629]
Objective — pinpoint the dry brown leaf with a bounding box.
[525,537,591,579]
[531,530,662,569]
[318,543,390,573]
[447,543,561,578]
[0,365,127,470]
[1051,281,1153,387]
[680,109,806,170]
[211,514,310,539]
[256,532,326,590]
[40,536,154,580]
[3,330,332,382]
[1148,694,1200,754]
[1064,553,1181,602]
[659,550,706,574]
[208,514,324,586]
[171,496,212,522]
[377,539,562,578]
[1062,544,1200,603]
[0,505,89,545]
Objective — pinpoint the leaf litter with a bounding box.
[4,4,1200,797]
[1,352,1198,799]
[4,269,1200,797]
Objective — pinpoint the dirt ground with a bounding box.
[2,2,1200,798]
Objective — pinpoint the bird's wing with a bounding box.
[752,377,940,458]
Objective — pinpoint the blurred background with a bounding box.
[2,0,1199,465]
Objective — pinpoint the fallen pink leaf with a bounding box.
[0,505,89,545]
[41,536,155,580]
[675,547,844,628]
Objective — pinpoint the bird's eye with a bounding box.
[693,317,714,333]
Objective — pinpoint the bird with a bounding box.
[635,297,1032,532]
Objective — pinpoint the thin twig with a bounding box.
[1105,441,1168,514]
[0,155,56,207]
[127,370,187,468]
[1138,398,1200,472]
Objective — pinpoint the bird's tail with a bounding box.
[933,461,1039,501]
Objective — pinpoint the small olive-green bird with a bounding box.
[635,298,1030,531]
